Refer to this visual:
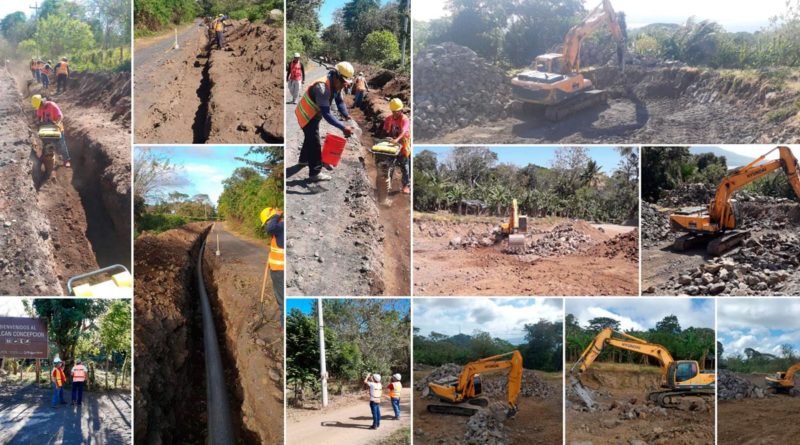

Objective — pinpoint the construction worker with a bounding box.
[294,61,355,182]
[382,98,411,194]
[50,359,67,407]
[71,358,88,406]
[286,52,305,104]
[387,373,402,419]
[260,207,284,324]
[364,373,382,429]
[212,14,228,49]
[352,71,369,108]
[32,94,71,168]
[29,58,37,80]
[40,61,52,92]
[54,57,70,93]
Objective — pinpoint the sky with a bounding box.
[138,146,253,205]
[718,299,800,359]
[565,298,714,331]
[412,0,786,32]
[711,145,780,161]
[417,146,629,176]
[286,298,411,316]
[0,298,28,317]
[414,298,563,345]
[320,0,391,28]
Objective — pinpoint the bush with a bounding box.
[136,213,187,235]
[361,30,400,65]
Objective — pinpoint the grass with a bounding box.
[765,100,800,122]
[135,213,188,237]
[371,427,410,445]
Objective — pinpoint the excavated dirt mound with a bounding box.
[586,228,639,262]
[57,71,131,126]
[134,223,211,444]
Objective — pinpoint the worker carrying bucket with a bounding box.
[294,61,356,182]
[369,98,410,206]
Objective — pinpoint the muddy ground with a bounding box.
[135,19,283,143]
[718,372,800,444]
[413,215,638,296]
[134,222,283,444]
[567,367,714,445]
[286,61,410,296]
[0,65,130,295]
[0,381,131,444]
[413,369,563,445]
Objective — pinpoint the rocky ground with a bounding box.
[567,366,713,445]
[414,364,562,445]
[642,184,800,296]
[413,42,800,144]
[414,215,638,296]
[135,19,283,143]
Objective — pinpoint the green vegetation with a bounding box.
[642,147,798,203]
[134,0,281,35]
[413,319,563,372]
[720,342,798,374]
[414,147,638,224]
[374,428,411,445]
[287,0,409,69]
[286,300,410,406]
[0,0,131,71]
[565,314,715,368]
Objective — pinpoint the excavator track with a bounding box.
[544,89,607,121]
[647,390,714,409]
[427,404,478,417]
[706,230,749,256]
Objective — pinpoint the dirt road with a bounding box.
[134,19,283,143]
[0,382,131,444]
[285,63,387,296]
[287,388,410,445]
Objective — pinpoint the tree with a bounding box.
[0,12,31,46]
[587,317,620,332]
[25,299,107,365]
[655,315,681,335]
[99,300,131,389]
[22,14,95,59]
[361,30,400,64]
[133,148,186,201]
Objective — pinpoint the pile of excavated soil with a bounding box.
[58,71,131,126]
[134,223,211,444]
[413,42,512,138]
[518,221,607,257]
[718,370,767,400]
[587,229,639,262]
[206,21,283,143]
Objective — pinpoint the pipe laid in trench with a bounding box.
[196,234,235,445]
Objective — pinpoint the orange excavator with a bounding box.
[571,328,715,408]
[511,0,625,121]
[425,350,522,418]
[670,146,800,255]
[765,363,800,393]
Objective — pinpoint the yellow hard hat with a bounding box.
[31,94,42,109]
[335,61,354,81]
[259,207,275,225]
[389,98,403,112]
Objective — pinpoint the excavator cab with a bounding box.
[533,54,565,74]
[668,360,698,386]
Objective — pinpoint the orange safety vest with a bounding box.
[294,76,330,128]
[387,381,402,398]
[354,76,367,92]
[72,365,87,382]
[214,20,224,32]
[30,61,36,69]
[42,65,51,76]
[52,367,64,386]
[268,236,284,271]
[56,62,68,75]
[384,113,411,157]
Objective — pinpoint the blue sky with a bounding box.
[320,0,392,27]
[718,299,800,359]
[413,298,563,345]
[287,298,410,316]
[417,146,630,176]
[137,146,253,205]
[565,298,714,331]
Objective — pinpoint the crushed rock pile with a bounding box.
[464,404,509,445]
[661,232,799,296]
[587,229,639,262]
[642,202,672,247]
[718,370,766,400]
[657,183,713,207]
[738,201,800,231]
[414,42,512,138]
[448,227,498,249]
[416,363,554,399]
[520,223,595,257]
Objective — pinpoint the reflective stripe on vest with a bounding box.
[269,236,284,271]
[73,365,87,382]
[388,381,402,398]
[294,76,329,128]
[52,368,63,386]
[289,61,303,80]
[56,62,68,75]
[370,383,383,401]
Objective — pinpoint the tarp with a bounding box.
[0,317,48,359]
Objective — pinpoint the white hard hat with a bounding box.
[53,358,62,364]
[393,373,401,380]
[372,374,381,382]
[293,52,300,58]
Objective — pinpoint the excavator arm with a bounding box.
[766,362,800,389]
[571,328,675,376]
[562,0,625,73]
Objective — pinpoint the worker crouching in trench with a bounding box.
[374,98,411,206]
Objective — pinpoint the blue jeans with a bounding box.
[41,74,49,88]
[354,91,364,108]
[51,382,64,406]
[59,134,71,162]
[71,381,84,404]
[369,401,380,427]
[216,31,224,48]
[391,397,400,418]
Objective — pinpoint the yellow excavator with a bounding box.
[765,363,800,393]
[511,0,625,121]
[571,328,715,408]
[426,350,522,418]
[670,146,800,256]
[495,199,527,249]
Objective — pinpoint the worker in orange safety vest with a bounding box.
[54,57,70,93]
[387,373,402,419]
[382,98,411,195]
[261,207,284,325]
[71,358,88,406]
[50,358,67,407]
[212,14,229,49]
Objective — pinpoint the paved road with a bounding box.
[134,20,203,69]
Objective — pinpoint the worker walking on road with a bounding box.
[50,359,67,407]
[32,94,72,168]
[260,207,284,326]
[294,61,355,182]
[71,359,88,406]
[286,52,305,104]
[382,98,411,194]
[353,71,369,109]
[54,58,69,93]
[387,373,402,420]
[213,14,228,49]
[364,373,382,429]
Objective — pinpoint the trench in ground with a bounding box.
[191,39,213,143]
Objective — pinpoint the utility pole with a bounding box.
[29,1,39,57]
[400,0,409,67]
[318,298,328,408]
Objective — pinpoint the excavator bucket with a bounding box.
[569,375,597,411]
[508,234,525,247]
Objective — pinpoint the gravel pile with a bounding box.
[642,202,672,247]
[718,370,766,400]
[657,183,714,207]
[520,223,595,257]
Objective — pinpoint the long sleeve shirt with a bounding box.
[265,214,284,248]
[308,73,350,130]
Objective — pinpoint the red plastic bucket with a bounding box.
[321,134,347,167]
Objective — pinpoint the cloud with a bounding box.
[565,298,715,331]
[718,298,800,358]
